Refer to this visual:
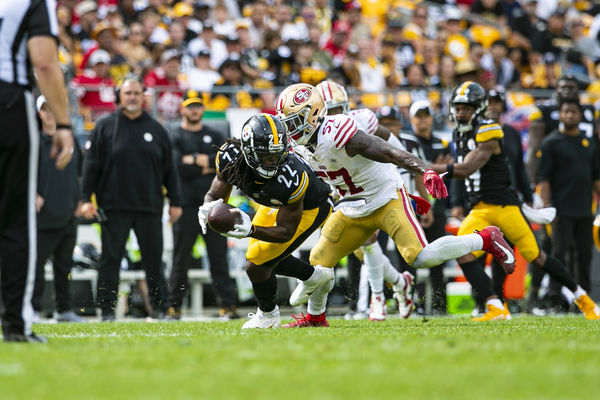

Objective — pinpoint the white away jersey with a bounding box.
[347,108,378,135]
[303,114,401,218]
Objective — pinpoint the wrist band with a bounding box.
[56,124,72,130]
[248,224,256,237]
[445,163,454,179]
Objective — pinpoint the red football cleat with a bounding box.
[281,312,329,328]
[476,226,515,274]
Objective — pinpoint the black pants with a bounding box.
[422,214,447,313]
[551,215,593,292]
[97,210,168,315]
[32,219,77,313]
[0,88,38,336]
[169,206,237,309]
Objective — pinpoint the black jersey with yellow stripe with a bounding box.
[530,101,598,139]
[216,143,331,209]
[453,118,520,207]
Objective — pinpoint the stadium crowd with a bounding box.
[58,0,600,127]
[11,0,600,326]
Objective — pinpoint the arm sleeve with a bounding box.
[162,128,182,206]
[209,131,226,169]
[26,0,58,39]
[80,123,105,202]
[536,139,553,183]
[449,178,466,209]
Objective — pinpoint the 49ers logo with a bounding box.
[293,88,311,104]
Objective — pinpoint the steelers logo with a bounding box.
[293,88,311,104]
[582,138,589,147]
[242,125,251,140]
[467,138,476,150]
[144,133,153,142]
[203,135,213,144]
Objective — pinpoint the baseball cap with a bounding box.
[346,1,362,11]
[332,20,351,34]
[75,0,97,17]
[409,100,432,118]
[88,49,111,66]
[181,90,204,107]
[160,49,182,64]
[376,105,401,121]
[36,95,47,112]
[445,7,462,21]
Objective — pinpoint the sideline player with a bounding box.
[315,80,414,320]
[198,113,334,329]
[431,81,600,321]
[275,83,516,327]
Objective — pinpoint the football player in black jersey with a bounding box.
[198,113,335,329]
[527,75,598,182]
[431,81,600,321]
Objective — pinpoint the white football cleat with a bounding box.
[241,306,281,329]
[289,266,334,306]
[368,293,387,321]
[393,272,414,319]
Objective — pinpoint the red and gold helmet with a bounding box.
[316,80,350,114]
[275,83,326,145]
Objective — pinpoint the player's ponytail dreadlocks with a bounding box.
[220,138,253,194]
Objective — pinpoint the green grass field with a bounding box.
[1,316,598,400]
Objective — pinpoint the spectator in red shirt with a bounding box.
[144,49,188,122]
[70,49,116,123]
[322,20,350,67]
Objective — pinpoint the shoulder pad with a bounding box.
[321,115,358,150]
[347,108,378,135]
[476,121,503,143]
[215,143,240,174]
[529,106,542,122]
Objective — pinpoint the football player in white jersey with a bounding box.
[316,80,416,320]
[276,83,516,325]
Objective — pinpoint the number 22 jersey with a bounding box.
[216,143,331,210]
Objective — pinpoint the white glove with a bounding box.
[532,193,544,209]
[522,203,556,224]
[225,208,253,238]
[198,198,223,234]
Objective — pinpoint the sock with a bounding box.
[384,260,403,291]
[574,285,586,299]
[307,278,334,315]
[459,259,495,302]
[362,242,385,293]
[274,256,314,281]
[413,234,483,268]
[251,273,278,313]
[357,264,370,313]
[487,298,504,309]
[540,255,577,292]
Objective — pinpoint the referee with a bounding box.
[0,1,74,343]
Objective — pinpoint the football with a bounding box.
[207,203,240,234]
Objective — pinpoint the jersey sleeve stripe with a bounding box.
[478,123,501,132]
[215,152,222,173]
[529,108,542,121]
[289,171,308,203]
[334,118,352,141]
[476,128,504,142]
[335,124,357,148]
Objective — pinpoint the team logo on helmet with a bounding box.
[242,125,252,141]
[294,88,311,104]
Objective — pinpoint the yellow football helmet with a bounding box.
[275,83,326,145]
[316,80,350,114]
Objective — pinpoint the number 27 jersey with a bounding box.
[301,114,401,218]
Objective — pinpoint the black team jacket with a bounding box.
[81,110,181,213]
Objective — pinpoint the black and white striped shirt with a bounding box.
[0,0,58,88]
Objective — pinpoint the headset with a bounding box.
[114,73,145,105]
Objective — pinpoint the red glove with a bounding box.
[408,194,431,215]
[423,169,448,199]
